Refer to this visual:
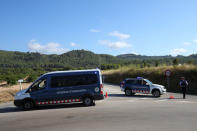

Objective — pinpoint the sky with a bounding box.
[0,0,197,56]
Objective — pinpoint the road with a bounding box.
[0,84,197,131]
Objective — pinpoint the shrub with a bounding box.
[5,75,17,85]
[26,74,37,82]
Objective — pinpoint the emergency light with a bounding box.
[137,77,143,79]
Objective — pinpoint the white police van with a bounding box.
[120,77,166,97]
[14,69,104,110]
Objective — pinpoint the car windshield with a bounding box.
[144,79,153,85]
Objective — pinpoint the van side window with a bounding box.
[126,80,136,84]
[132,80,138,84]
[31,78,47,92]
[137,80,142,85]
[51,74,97,88]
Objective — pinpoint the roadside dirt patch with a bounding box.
[0,83,31,103]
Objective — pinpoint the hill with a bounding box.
[0,50,125,69]
[117,54,173,59]
[0,50,197,70]
[0,49,197,85]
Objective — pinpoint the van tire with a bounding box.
[83,97,93,106]
[23,100,34,110]
[125,89,132,96]
[152,90,160,97]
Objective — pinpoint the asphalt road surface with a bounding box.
[0,84,197,131]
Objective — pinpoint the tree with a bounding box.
[173,59,178,66]
[5,75,17,85]
[187,60,193,65]
[155,61,159,67]
[143,61,147,67]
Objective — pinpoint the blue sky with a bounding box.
[0,0,197,56]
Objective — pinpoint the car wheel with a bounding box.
[83,97,93,106]
[23,100,34,110]
[125,89,132,96]
[152,90,160,97]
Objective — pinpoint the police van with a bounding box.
[120,77,166,97]
[14,69,104,110]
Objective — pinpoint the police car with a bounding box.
[120,77,166,97]
[14,69,104,110]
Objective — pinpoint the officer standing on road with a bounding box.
[179,77,188,99]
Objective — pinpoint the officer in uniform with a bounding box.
[179,77,188,99]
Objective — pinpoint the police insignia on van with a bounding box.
[120,77,166,97]
[14,69,104,110]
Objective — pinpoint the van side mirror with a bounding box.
[146,83,149,86]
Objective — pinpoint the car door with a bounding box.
[29,77,50,103]
[131,80,141,92]
[137,80,150,93]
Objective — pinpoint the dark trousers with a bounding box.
[181,87,186,99]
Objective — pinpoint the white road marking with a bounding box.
[155,99,168,102]
[178,101,197,104]
[104,86,121,94]
[126,100,137,102]
[96,100,105,103]
[138,98,149,100]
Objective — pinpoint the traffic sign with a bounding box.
[165,70,171,77]
[18,79,23,83]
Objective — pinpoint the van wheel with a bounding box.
[125,89,132,96]
[152,90,160,97]
[83,97,93,106]
[23,100,34,110]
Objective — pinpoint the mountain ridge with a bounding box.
[0,49,196,69]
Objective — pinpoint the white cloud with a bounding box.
[89,29,100,33]
[28,40,69,54]
[70,42,77,47]
[109,31,130,39]
[183,42,192,46]
[29,39,37,43]
[170,48,188,56]
[99,40,132,49]
[194,40,197,43]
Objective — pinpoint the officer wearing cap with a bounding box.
[179,77,188,99]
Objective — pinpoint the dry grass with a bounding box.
[102,64,197,94]
[103,65,197,75]
[0,83,31,103]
